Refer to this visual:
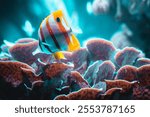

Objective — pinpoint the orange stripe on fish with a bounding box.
[53,11,71,45]
[56,19,71,45]
[46,16,61,50]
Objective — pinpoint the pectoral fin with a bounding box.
[68,34,80,52]
[54,51,65,60]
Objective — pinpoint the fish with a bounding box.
[38,10,80,60]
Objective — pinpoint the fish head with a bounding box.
[38,10,80,56]
[52,10,72,34]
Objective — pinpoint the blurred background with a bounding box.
[0,0,150,57]
[0,0,119,45]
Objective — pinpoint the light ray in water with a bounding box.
[86,1,93,14]
[22,20,35,36]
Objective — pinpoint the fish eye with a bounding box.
[56,17,61,22]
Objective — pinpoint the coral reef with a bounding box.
[86,39,116,61]
[0,37,150,100]
[92,0,150,58]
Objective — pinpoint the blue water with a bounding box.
[0,0,120,46]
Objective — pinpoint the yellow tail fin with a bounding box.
[68,34,80,52]
[54,51,65,60]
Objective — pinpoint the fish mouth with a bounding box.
[55,27,72,35]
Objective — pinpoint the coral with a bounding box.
[115,47,143,67]
[55,88,101,100]
[0,61,40,87]
[101,87,134,100]
[93,81,107,93]
[92,0,150,58]
[9,38,38,65]
[135,58,150,67]
[105,79,138,92]
[86,38,116,61]
[96,60,116,83]
[84,60,115,86]
[68,71,90,89]
[41,63,73,79]
[1,44,10,54]
[92,0,110,15]
[62,51,73,62]
[137,65,150,87]
[9,38,52,67]
[0,61,42,99]
[84,60,102,86]
[55,87,133,100]
[115,65,137,81]
[71,48,89,74]
[110,24,134,49]
[133,85,150,100]
[0,38,150,100]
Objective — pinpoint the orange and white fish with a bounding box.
[38,10,80,60]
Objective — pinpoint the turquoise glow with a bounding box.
[86,1,93,14]
[0,0,120,45]
[22,20,35,37]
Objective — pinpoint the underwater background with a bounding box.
[0,0,119,46]
[0,0,150,57]
[0,0,150,100]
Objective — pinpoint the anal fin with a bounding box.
[54,51,65,60]
[68,34,80,52]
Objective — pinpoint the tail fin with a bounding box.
[68,34,80,52]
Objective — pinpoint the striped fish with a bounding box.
[38,10,80,60]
